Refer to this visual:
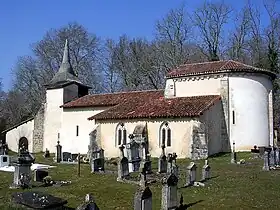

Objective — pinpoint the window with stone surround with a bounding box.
[116,123,127,146]
[159,122,171,147]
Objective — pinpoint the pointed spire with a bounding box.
[62,39,71,64]
[58,39,75,76]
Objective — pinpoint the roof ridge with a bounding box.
[181,60,225,67]
[86,89,164,97]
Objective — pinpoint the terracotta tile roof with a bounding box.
[61,90,164,108]
[88,95,221,120]
[166,60,276,78]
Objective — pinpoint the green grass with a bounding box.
[0,152,279,209]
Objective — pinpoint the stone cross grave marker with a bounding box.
[201,159,210,182]
[55,141,62,163]
[158,144,167,173]
[161,173,178,210]
[117,145,129,181]
[185,162,197,187]
[263,151,270,171]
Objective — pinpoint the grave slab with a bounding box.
[12,191,68,209]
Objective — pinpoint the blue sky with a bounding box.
[0,0,272,91]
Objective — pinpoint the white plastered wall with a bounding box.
[6,120,34,153]
[43,88,64,153]
[200,100,223,155]
[59,107,107,154]
[169,75,221,97]
[228,74,273,150]
[96,118,197,159]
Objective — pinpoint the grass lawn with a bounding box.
[0,152,279,209]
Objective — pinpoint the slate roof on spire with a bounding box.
[45,39,90,89]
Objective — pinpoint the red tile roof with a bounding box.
[61,90,164,108]
[166,60,276,78]
[88,95,221,120]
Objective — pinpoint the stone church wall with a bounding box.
[32,103,45,153]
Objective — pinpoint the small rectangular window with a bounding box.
[232,110,235,125]
[76,125,79,136]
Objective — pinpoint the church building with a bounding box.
[2,40,276,160]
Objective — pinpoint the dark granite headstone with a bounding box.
[62,152,72,162]
[34,169,49,182]
[43,149,50,158]
[12,191,67,209]
[72,153,79,161]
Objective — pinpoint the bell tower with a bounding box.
[43,40,91,153]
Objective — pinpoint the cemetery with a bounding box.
[0,140,280,209]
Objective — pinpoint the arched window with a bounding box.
[116,123,127,146]
[159,122,172,147]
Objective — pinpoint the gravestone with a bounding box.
[231,142,237,164]
[275,147,280,166]
[171,153,179,177]
[12,191,67,209]
[134,168,152,210]
[127,137,141,172]
[62,152,72,162]
[263,151,270,171]
[10,146,35,189]
[0,155,9,167]
[117,145,129,181]
[55,141,62,163]
[91,148,105,173]
[43,148,50,158]
[185,162,197,187]
[158,144,167,173]
[167,153,173,174]
[201,159,210,182]
[76,193,100,210]
[251,145,260,159]
[269,147,275,167]
[161,173,178,210]
[72,153,79,161]
[34,169,49,182]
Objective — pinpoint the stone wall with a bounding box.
[190,121,208,160]
[220,76,231,152]
[32,103,45,153]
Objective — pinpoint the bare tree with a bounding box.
[193,1,232,61]
[227,5,251,62]
[101,39,123,93]
[155,4,193,69]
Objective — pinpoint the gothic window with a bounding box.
[116,123,127,146]
[160,122,172,147]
